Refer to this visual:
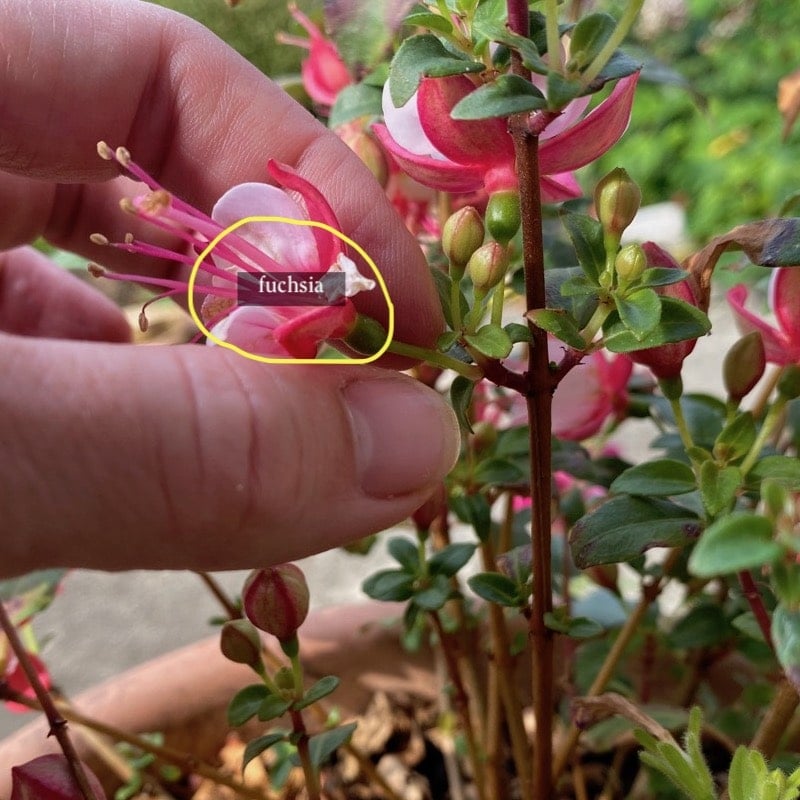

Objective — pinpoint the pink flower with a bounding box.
[278,4,351,109]
[627,242,702,380]
[372,71,639,201]
[550,344,633,440]
[2,651,51,714]
[727,267,800,365]
[92,144,375,359]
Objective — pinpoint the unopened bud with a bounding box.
[486,190,521,245]
[343,314,387,356]
[778,364,800,399]
[242,564,310,641]
[594,167,641,238]
[275,666,296,693]
[442,206,485,272]
[615,243,646,284]
[11,755,107,800]
[220,619,263,670]
[412,483,447,531]
[339,127,389,187]
[467,241,510,293]
[723,332,766,402]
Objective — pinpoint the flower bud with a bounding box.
[778,364,800,399]
[338,126,390,187]
[242,564,310,642]
[220,619,263,670]
[343,313,387,356]
[594,167,641,239]
[467,241,510,293]
[442,206,485,271]
[11,755,107,800]
[614,243,646,285]
[412,482,447,531]
[723,332,766,402]
[486,190,521,245]
[275,666,296,693]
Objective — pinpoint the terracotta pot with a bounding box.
[0,603,435,795]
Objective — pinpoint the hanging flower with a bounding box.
[2,650,51,714]
[727,267,800,365]
[277,4,351,110]
[372,72,639,202]
[91,144,376,359]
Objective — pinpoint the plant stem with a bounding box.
[195,571,242,619]
[451,274,464,332]
[749,679,800,759]
[290,709,321,800]
[551,549,680,781]
[0,603,101,800]
[667,394,695,454]
[544,0,563,74]
[740,389,788,476]
[387,340,483,379]
[738,570,774,650]
[0,688,271,800]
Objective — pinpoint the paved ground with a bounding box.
[0,205,745,741]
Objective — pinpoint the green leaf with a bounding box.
[0,569,67,623]
[545,266,599,327]
[468,572,525,606]
[713,412,757,463]
[464,323,513,358]
[603,297,711,353]
[258,695,293,721]
[732,612,767,643]
[614,287,661,340]
[495,425,529,457]
[361,569,416,602]
[473,456,526,486]
[569,13,616,71]
[402,11,454,34]
[413,574,453,610]
[610,459,696,496]
[307,722,358,768]
[428,543,476,577]
[471,22,546,73]
[559,274,599,297]
[430,267,468,331]
[450,493,492,541]
[638,267,691,289]
[294,676,340,711]
[560,212,605,282]
[243,731,290,770]
[570,496,701,568]
[437,330,459,351]
[746,455,800,489]
[450,74,546,120]
[504,322,533,343]
[773,604,800,692]
[526,308,586,349]
[328,83,383,128]
[390,34,484,107]
[667,602,733,649]
[228,684,272,727]
[547,71,582,109]
[450,374,476,433]
[698,462,741,517]
[388,537,421,573]
[688,513,781,577]
[544,611,603,638]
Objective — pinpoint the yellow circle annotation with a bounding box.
[187,216,394,365]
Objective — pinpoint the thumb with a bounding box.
[1,337,460,575]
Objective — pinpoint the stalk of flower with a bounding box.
[90,143,376,359]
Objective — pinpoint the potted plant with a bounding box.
[3,1,800,798]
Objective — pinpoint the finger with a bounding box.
[0,335,460,576]
[0,0,441,347]
[0,247,130,341]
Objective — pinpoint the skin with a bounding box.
[0,0,460,576]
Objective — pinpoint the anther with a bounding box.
[89,233,109,246]
[115,146,132,166]
[87,264,106,278]
[96,141,114,160]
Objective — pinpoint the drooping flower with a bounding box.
[372,71,639,202]
[11,754,107,800]
[277,4,351,109]
[727,267,800,365]
[2,651,51,714]
[627,242,702,380]
[91,144,376,359]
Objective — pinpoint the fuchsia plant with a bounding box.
[5,2,800,800]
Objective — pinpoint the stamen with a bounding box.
[89,233,109,246]
[119,198,135,214]
[97,141,114,160]
[115,146,132,166]
[139,311,149,332]
[124,233,134,244]
[138,190,172,215]
[87,263,106,278]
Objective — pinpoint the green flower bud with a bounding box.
[778,364,800,400]
[442,206,485,272]
[219,619,263,671]
[723,332,766,402]
[343,313,387,356]
[242,564,310,642]
[467,241,510,293]
[339,128,389,187]
[486,190,521,245]
[275,666,296,693]
[614,243,647,285]
[594,167,641,238]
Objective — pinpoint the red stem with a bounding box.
[738,570,774,650]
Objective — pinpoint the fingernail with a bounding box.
[343,378,460,498]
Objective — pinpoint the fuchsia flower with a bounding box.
[727,267,800,365]
[92,144,375,359]
[2,652,51,714]
[278,4,351,109]
[373,71,639,201]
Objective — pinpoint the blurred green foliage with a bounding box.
[586,0,800,243]
[145,0,320,78]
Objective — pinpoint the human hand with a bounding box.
[0,0,459,576]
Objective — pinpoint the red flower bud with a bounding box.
[412,482,447,531]
[219,619,263,670]
[723,332,766,402]
[11,755,107,800]
[242,564,310,641]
